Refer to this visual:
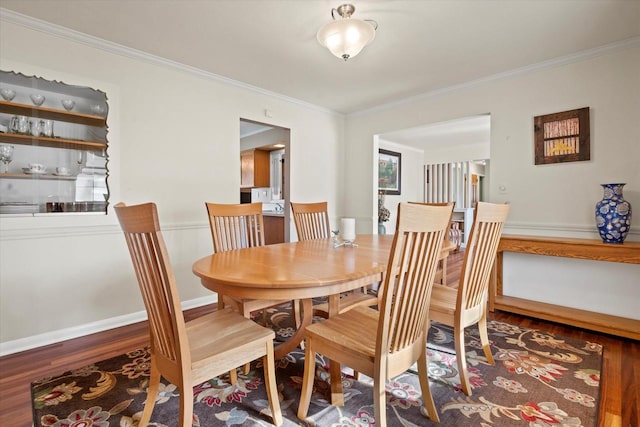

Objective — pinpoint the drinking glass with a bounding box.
[0,144,14,173]
[41,120,54,137]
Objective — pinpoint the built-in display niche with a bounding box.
[0,70,109,215]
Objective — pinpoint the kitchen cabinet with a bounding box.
[240,149,270,188]
[263,214,284,244]
[0,70,109,214]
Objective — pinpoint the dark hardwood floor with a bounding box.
[1,250,637,426]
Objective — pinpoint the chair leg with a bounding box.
[297,340,316,419]
[478,312,495,365]
[239,305,252,374]
[455,325,472,395]
[441,257,448,285]
[178,380,194,427]
[139,358,160,426]
[373,375,387,427]
[263,341,283,426]
[418,347,440,422]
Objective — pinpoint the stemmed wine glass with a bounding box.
[76,150,85,173]
[0,144,14,173]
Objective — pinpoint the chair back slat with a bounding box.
[458,202,510,312]
[115,202,187,366]
[206,202,265,251]
[377,203,453,355]
[290,202,331,240]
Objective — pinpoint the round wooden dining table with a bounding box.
[193,235,394,359]
[193,234,455,405]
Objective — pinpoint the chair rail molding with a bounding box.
[503,221,639,241]
[0,221,209,241]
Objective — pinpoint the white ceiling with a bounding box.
[380,114,491,150]
[240,120,274,139]
[1,0,638,116]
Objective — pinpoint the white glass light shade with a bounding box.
[317,18,376,60]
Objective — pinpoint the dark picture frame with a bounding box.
[534,107,590,165]
[378,149,401,195]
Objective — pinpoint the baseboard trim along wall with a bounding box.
[0,295,216,357]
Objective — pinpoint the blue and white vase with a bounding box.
[595,183,632,244]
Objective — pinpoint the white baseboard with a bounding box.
[0,295,216,357]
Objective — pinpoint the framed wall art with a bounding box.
[378,149,401,195]
[534,107,590,165]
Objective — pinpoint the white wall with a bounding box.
[346,45,640,319]
[0,20,344,353]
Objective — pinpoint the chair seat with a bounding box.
[187,308,275,381]
[305,306,379,360]
[312,292,378,317]
[429,285,457,314]
[429,286,457,325]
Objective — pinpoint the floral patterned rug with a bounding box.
[31,304,602,426]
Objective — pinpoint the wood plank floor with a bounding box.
[1,251,638,426]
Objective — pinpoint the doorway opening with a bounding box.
[239,118,291,242]
[374,114,490,248]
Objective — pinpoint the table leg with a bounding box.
[274,298,313,360]
[328,293,344,405]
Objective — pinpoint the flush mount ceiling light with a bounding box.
[317,4,377,61]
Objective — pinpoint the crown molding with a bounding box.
[0,8,339,117]
[351,36,640,117]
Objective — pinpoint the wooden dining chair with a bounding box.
[205,202,299,328]
[297,202,454,426]
[290,201,378,317]
[290,201,332,240]
[429,201,510,396]
[114,202,282,427]
[410,201,456,285]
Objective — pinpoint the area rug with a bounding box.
[31,305,602,426]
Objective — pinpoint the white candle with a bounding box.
[341,218,356,242]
